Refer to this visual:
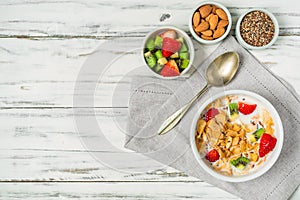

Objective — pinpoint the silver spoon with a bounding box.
[158,52,239,135]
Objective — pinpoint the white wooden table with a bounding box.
[0,0,299,199]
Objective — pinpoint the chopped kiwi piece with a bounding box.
[250,128,265,142]
[155,50,163,59]
[180,59,189,69]
[146,39,155,51]
[180,52,189,60]
[236,164,246,170]
[229,103,239,120]
[153,64,164,73]
[230,157,250,170]
[176,59,182,69]
[176,37,184,43]
[144,51,156,68]
[154,36,163,48]
[180,43,188,52]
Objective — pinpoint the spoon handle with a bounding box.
[158,84,210,135]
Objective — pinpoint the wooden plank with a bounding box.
[0,0,299,37]
[0,182,298,200]
[0,149,198,182]
[0,107,198,181]
[0,182,240,200]
[0,36,300,108]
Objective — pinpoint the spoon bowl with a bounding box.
[206,52,239,87]
[158,52,239,135]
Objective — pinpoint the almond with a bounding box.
[199,5,212,18]
[193,12,201,27]
[205,13,213,22]
[213,27,225,39]
[209,14,219,30]
[212,5,217,14]
[216,9,228,20]
[218,19,229,28]
[194,21,209,33]
[201,30,213,36]
[201,35,213,40]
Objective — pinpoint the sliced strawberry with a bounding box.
[160,30,177,39]
[238,102,257,115]
[205,149,220,162]
[205,108,219,122]
[160,60,180,77]
[259,133,277,157]
[162,37,181,58]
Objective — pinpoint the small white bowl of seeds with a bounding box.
[236,9,279,50]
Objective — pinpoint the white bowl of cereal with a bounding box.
[190,90,283,182]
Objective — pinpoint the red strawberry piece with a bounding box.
[160,60,180,77]
[238,102,257,115]
[205,149,220,162]
[205,108,219,122]
[160,30,177,39]
[259,133,277,157]
[162,37,181,58]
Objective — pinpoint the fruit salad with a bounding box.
[195,94,277,176]
[144,29,190,77]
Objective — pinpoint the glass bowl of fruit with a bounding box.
[142,27,194,79]
[190,90,284,182]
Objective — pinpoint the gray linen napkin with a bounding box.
[125,36,300,200]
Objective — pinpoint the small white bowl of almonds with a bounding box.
[189,1,232,44]
[236,9,279,49]
[190,90,283,182]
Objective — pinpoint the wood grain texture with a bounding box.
[0,108,150,180]
[0,108,201,182]
[0,182,239,200]
[0,0,299,37]
[0,37,299,108]
[0,0,299,199]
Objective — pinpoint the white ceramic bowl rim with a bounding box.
[189,1,232,45]
[142,26,195,80]
[235,8,279,50]
[190,90,284,182]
